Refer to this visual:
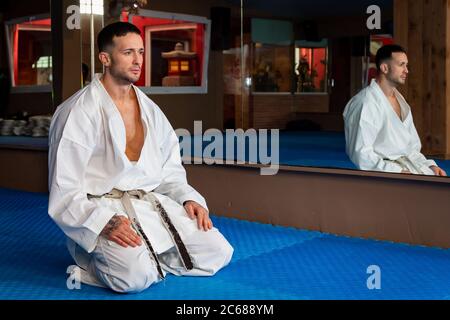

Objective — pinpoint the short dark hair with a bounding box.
[375,44,407,71]
[97,22,141,52]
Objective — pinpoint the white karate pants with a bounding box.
[69,227,233,293]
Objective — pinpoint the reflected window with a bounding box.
[32,56,53,85]
[250,18,329,94]
[368,34,393,83]
[251,18,293,93]
[253,43,292,93]
[80,0,104,15]
[127,10,211,94]
[295,41,328,93]
[5,16,52,90]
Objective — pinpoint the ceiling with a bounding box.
[225,0,393,19]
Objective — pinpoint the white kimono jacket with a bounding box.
[343,79,436,175]
[48,74,206,260]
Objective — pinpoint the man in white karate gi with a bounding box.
[343,44,447,176]
[48,22,233,293]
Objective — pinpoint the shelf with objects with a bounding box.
[1,13,53,142]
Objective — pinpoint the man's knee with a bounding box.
[219,238,234,267]
[105,262,159,293]
[91,240,160,293]
[203,232,234,272]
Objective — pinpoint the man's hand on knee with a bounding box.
[183,201,213,232]
[430,165,447,177]
[100,215,142,248]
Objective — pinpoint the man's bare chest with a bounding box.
[388,96,402,121]
[116,101,145,161]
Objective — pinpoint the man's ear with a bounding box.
[380,62,389,75]
[99,52,111,67]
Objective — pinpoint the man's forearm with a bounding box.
[100,215,121,237]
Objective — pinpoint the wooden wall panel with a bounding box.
[62,0,82,101]
[423,0,433,151]
[293,94,329,113]
[252,94,293,129]
[407,0,424,136]
[447,1,450,155]
[251,94,329,129]
[429,0,448,155]
[394,0,450,158]
[394,0,409,96]
[0,148,48,193]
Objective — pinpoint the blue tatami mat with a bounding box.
[0,188,450,300]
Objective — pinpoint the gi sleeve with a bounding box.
[48,107,116,253]
[406,116,437,170]
[152,107,208,211]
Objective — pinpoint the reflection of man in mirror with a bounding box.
[343,44,447,176]
[48,22,233,293]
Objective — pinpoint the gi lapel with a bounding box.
[92,74,126,151]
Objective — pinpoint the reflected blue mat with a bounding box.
[181,131,450,173]
[1,188,450,300]
[1,133,449,173]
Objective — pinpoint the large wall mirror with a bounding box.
[219,0,450,178]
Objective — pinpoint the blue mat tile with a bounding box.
[217,235,450,300]
[212,216,324,261]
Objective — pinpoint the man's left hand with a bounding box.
[183,200,213,231]
[430,165,447,177]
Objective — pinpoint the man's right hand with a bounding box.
[100,215,142,248]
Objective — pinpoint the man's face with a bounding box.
[106,33,144,84]
[384,52,409,86]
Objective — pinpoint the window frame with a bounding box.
[5,13,53,94]
[128,9,211,94]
